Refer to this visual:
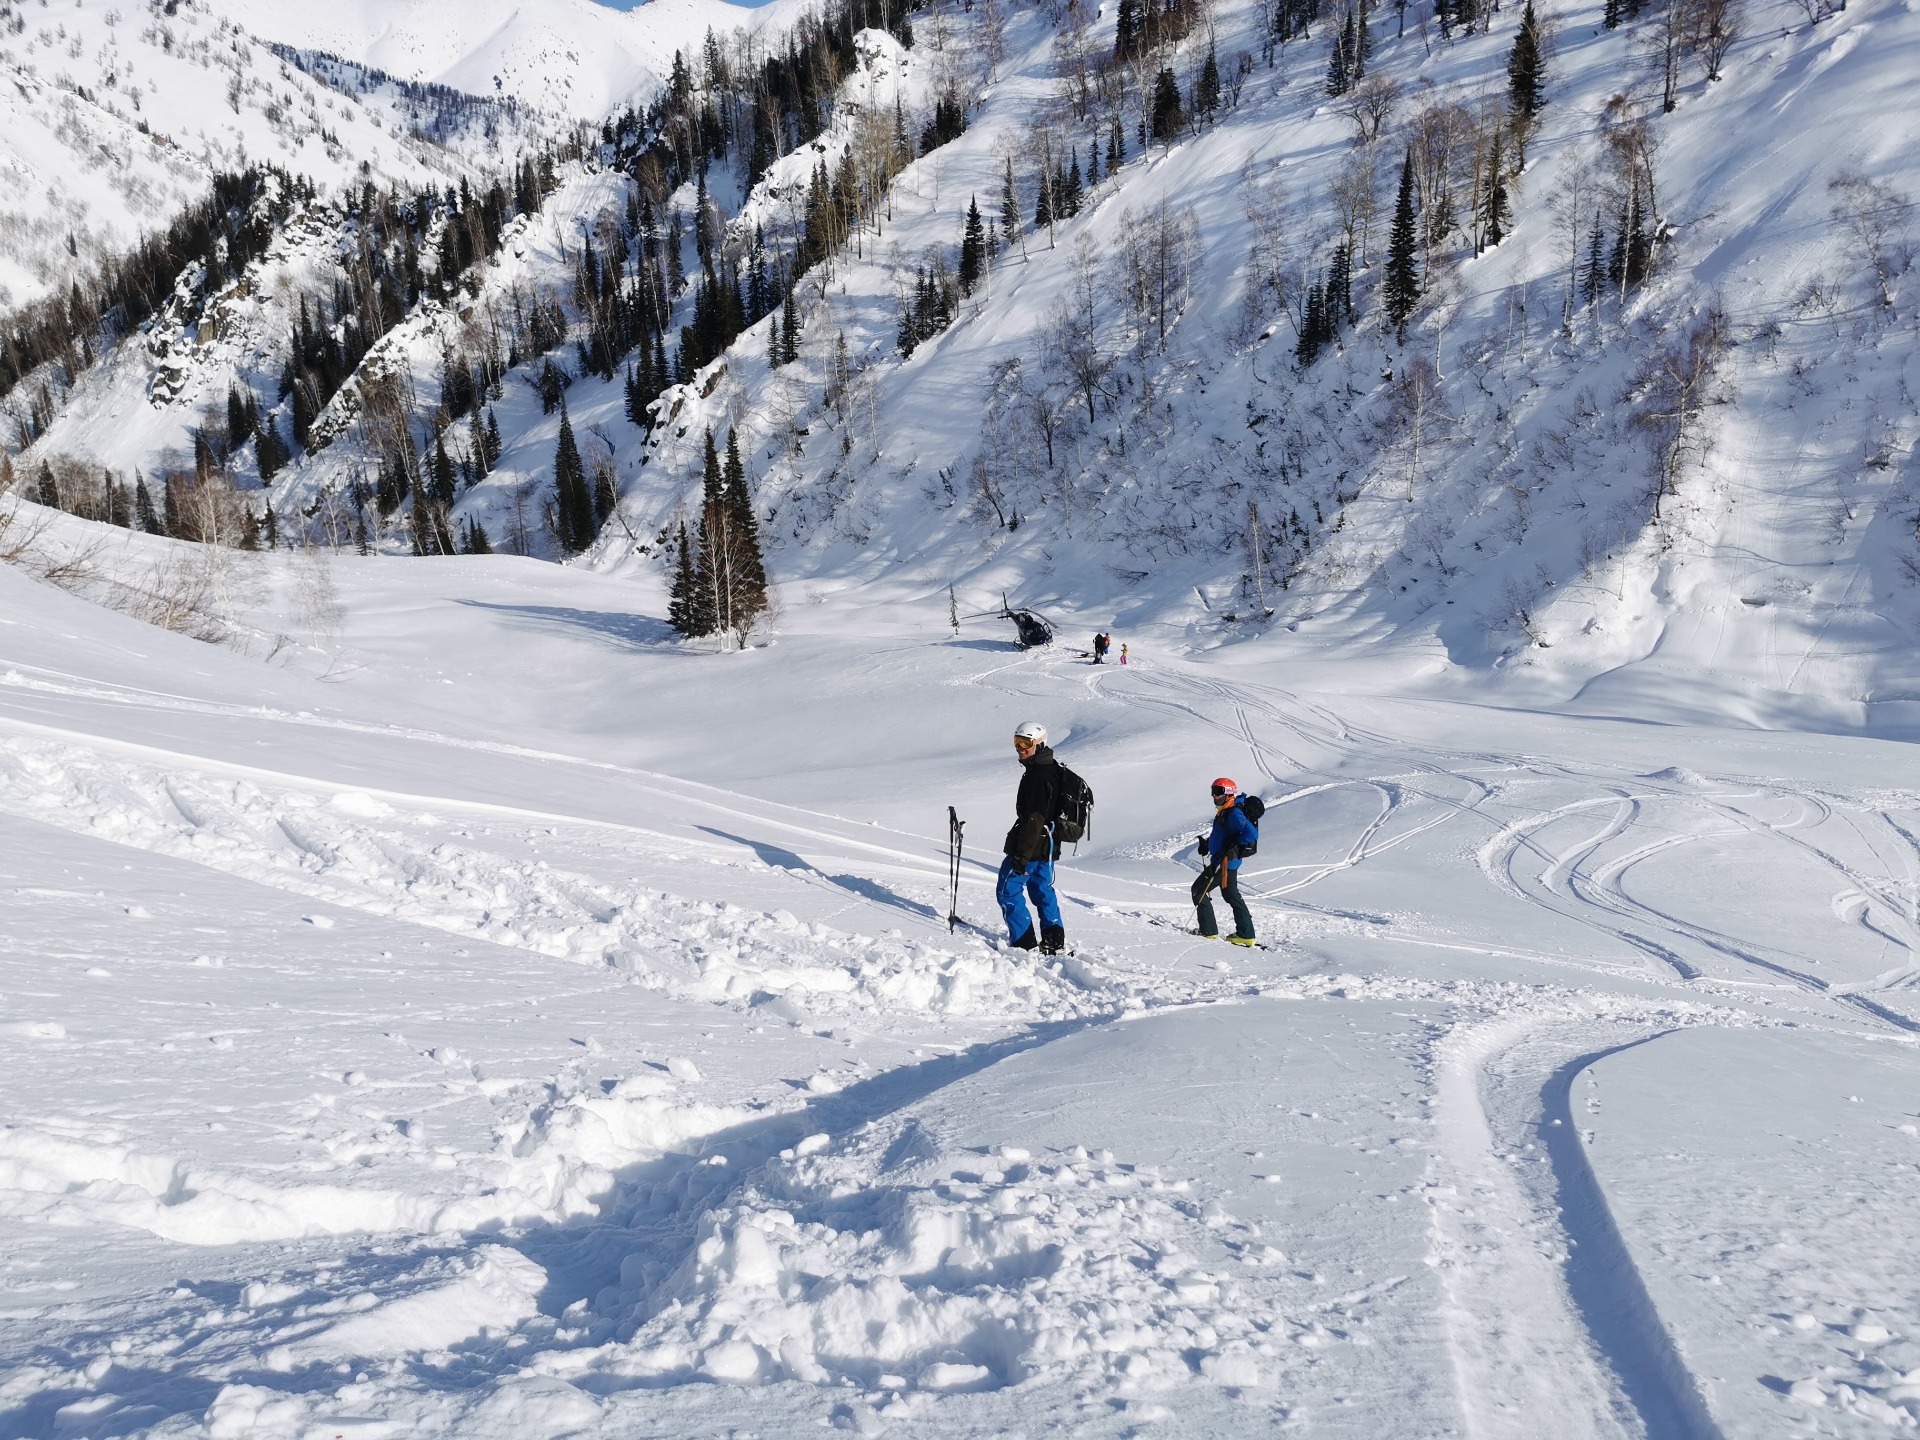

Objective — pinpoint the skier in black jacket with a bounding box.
[998,721,1066,954]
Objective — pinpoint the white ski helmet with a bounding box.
[1013,721,1048,745]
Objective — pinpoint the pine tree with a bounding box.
[1000,156,1020,250]
[470,411,492,480]
[1151,67,1186,145]
[485,408,503,466]
[721,432,769,637]
[1195,41,1222,120]
[1384,149,1422,337]
[959,195,986,293]
[463,516,494,555]
[1508,0,1545,121]
[780,291,801,365]
[593,459,617,526]
[668,518,703,637]
[134,473,162,534]
[694,428,729,632]
[1480,128,1511,248]
[1327,11,1356,96]
[553,398,593,553]
[1108,115,1125,172]
[431,431,458,506]
[1582,221,1606,307]
[35,462,58,509]
[1297,280,1328,366]
[256,418,289,481]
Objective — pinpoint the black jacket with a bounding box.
[1004,745,1062,862]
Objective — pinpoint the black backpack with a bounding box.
[1237,795,1265,857]
[1054,765,1096,844]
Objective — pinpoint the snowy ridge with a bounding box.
[0,0,462,311]
[206,0,800,119]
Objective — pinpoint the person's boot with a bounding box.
[1226,935,1258,948]
[1039,925,1067,956]
[1008,928,1037,951]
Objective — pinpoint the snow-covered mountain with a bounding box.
[0,0,465,310]
[4,0,1920,1431]
[209,0,795,117]
[13,0,1914,735]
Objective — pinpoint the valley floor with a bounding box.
[1,555,1916,1438]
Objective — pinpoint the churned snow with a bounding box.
[0,529,1917,1435]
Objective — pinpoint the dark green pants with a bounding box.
[1193,866,1254,940]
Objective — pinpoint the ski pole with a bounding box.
[947,806,965,932]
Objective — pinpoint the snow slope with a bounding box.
[209,0,802,119]
[0,0,464,311]
[1,516,1918,1434]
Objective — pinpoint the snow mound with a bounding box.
[580,1121,1271,1396]
[0,731,1120,1021]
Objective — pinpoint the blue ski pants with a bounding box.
[997,853,1061,941]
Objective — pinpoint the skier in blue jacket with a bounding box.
[1194,777,1258,945]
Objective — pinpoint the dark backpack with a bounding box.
[1237,795,1265,857]
[1054,765,1095,844]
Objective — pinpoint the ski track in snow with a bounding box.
[4,640,1919,1434]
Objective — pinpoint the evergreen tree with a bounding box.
[485,408,503,466]
[134,473,162,535]
[722,432,769,636]
[593,459,618,526]
[1000,156,1021,250]
[694,428,729,632]
[163,475,182,537]
[1297,280,1328,366]
[553,398,593,553]
[463,516,494,555]
[780,291,801,365]
[959,196,986,293]
[256,418,290,481]
[1508,0,1545,121]
[767,307,785,367]
[1108,115,1125,172]
[470,411,492,481]
[1151,67,1186,146]
[35,462,57,509]
[430,430,458,506]
[1582,221,1606,307]
[1383,149,1422,337]
[1195,41,1223,120]
[1480,128,1511,248]
[1329,243,1354,322]
[668,518,702,637]
[226,387,256,452]
[1327,11,1356,96]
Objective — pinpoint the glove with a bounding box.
[1195,835,1209,857]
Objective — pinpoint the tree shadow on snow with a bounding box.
[696,826,940,922]
[0,1024,1104,1434]
[453,599,676,651]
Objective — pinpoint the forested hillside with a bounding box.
[3,0,1916,721]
